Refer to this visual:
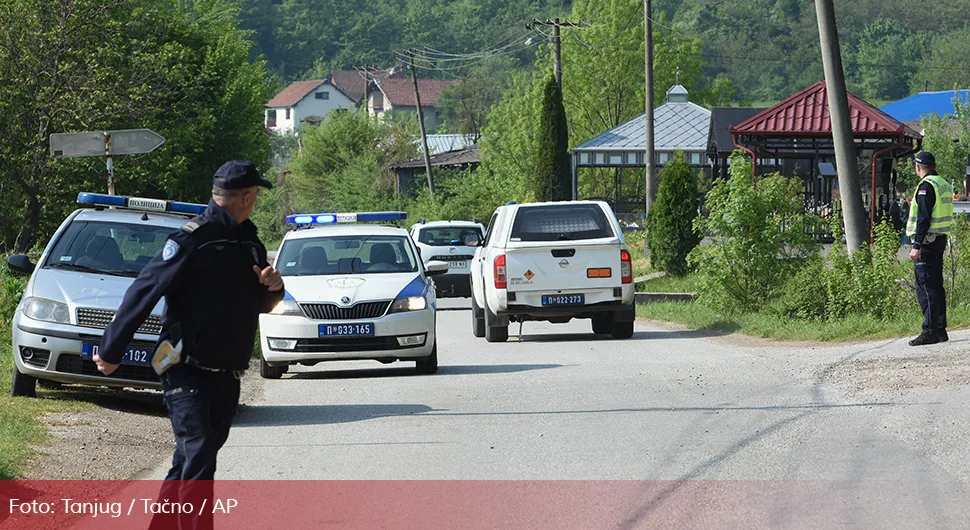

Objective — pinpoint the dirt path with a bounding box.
[24,362,264,480]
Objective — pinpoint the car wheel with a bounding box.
[11,365,37,397]
[259,356,284,379]
[415,342,438,375]
[471,296,486,338]
[591,315,613,335]
[484,306,509,343]
[611,320,635,339]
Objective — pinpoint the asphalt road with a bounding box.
[150,298,970,527]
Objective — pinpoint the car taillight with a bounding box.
[494,255,507,289]
[620,250,632,284]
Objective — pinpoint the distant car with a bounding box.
[258,212,449,378]
[7,192,207,397]
[468,200,636,342]
[409,219,485,297]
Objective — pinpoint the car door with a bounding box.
[472,211,499,307]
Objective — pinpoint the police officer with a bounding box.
[94,160,284,529]
[906,151,953,346]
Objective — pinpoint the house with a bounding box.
[706,107,766,180]
[265,79,358,133]
[367,78,459,133]
[422,134,477,155]
[390,147,481,194]
[329,70,367,105]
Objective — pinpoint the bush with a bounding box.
[533,74,570,202]
[647,152,700,276]
[688,151,821,312]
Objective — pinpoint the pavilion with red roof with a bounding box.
[730,80,922,231]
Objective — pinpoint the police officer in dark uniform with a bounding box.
[94,161,284,529]
[905,152,954,346]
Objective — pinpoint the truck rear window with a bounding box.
[509,204,615,242]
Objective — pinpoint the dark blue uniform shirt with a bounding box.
[99,200,284,370]
[912,175,938,250]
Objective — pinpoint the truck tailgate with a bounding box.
[504,239,621,293]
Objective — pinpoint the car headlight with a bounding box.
[22,297,71,324]
[389,295,427,313]
[270,300,303,316]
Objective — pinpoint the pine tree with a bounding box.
[647,152,700,276]
[533,74,571,202]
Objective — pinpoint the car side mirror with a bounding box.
[7,254,35,275]
[425,260,449,277]
[464,233,482,247]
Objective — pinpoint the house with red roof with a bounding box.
[367,77,459,133]
[265,76,361,133]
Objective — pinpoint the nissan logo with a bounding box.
[558,259,569,268]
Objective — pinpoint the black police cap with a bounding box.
[213,160,273,190]
[915,152,936,166]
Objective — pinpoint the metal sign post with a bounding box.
[50,129,166,195]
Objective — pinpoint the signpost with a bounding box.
[50,129,165,195]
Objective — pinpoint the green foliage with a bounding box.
[945,214,970,308]
[405,168,524,226]
[647,152,699,276]
[921,95,970,191]
[688,151,821,312]
[533,75,571,202]
[853,19,926,102]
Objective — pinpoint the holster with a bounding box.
[152,322,183,375]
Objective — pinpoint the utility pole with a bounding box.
[405,51,435,196]
[644,0,656,217]
[815,0,867,252]
[526,18,583,91]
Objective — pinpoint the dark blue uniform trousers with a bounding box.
[149,364,241,530]
[915,236,948,335]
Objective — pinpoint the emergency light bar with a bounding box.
[77,192,206,215]
[285,212,408,225]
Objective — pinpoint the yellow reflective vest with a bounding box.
[906,174,954,237]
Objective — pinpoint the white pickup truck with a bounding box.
[467,200,636,342]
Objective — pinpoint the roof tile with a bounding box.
[266,80,325,108]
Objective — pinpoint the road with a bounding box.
[150,299,970,526]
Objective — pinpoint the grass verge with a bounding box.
[637,301,970,342]
[636,273,699,293]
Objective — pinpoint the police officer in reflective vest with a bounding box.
[95,161,284,529]
[906,151,953,346]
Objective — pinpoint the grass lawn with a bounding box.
[636,273,699,293]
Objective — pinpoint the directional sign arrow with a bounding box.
[50,129,166,158]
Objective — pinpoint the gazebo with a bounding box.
[730,80,922,230]
[570,85,712,213]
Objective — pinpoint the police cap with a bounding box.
[915,152,936,166]
[213,161,273,190]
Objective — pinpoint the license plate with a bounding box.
[542,294,585,306]
[448,261,467,268]
[80,343,152,366]
[319,323,375,337]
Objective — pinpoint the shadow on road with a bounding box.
[516,328,737,343]
[39,386,167,417]
[234,403,435,427]
[437,364,561,375]
[288,363,562,380]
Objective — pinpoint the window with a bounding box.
[276,235,418,276]
[509,204,615,242]
[626,152,637,165]
[482,213,499,247]
[579,153,589,165]
[595,153,605,165]
[609,154,622,165]
[691,152,703,165]
[44,221,175,277]
[315,91,329,100]
[417,226,484,246]
[285,108,291,120]
[658,152,670,165]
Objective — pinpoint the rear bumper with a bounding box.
[497,302,635,321]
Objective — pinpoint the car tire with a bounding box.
[415,342,438,375]
[259,356,284,379]
[484,306,509,343]
[11,365,37,398]
[611,320,635,339]
[591,315,613,335]
[471,296,486,338]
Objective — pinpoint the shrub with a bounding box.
[688,151,821,312]
[533,74,570,202]
[647,152,700,276]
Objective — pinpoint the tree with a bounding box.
[912,27,970,93]
[853,19,925,102]
[533,74,570,202]
[647,152,699,276]
[921,95,970,192]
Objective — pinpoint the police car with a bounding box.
[7,192,207,397]
[409,219,485,297]
[258,212,449,378]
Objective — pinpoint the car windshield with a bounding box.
[509,204,615,242]
[44,221,175,277]
[417,226,484,246]
[276,235,419,276]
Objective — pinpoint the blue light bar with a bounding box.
[285,211,408,225]
[77,192,206,215]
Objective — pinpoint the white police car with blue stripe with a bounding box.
[7,192,207,397]
[257,212,449,378]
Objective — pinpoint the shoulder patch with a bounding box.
[162,239,181,261]
[918,189,928,195]
[180,218,208,234]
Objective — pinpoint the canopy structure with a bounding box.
[570,85,711,213]
[731,80,922,231]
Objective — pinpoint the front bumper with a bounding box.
[12,314,161,389]
[259,308,436,365]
